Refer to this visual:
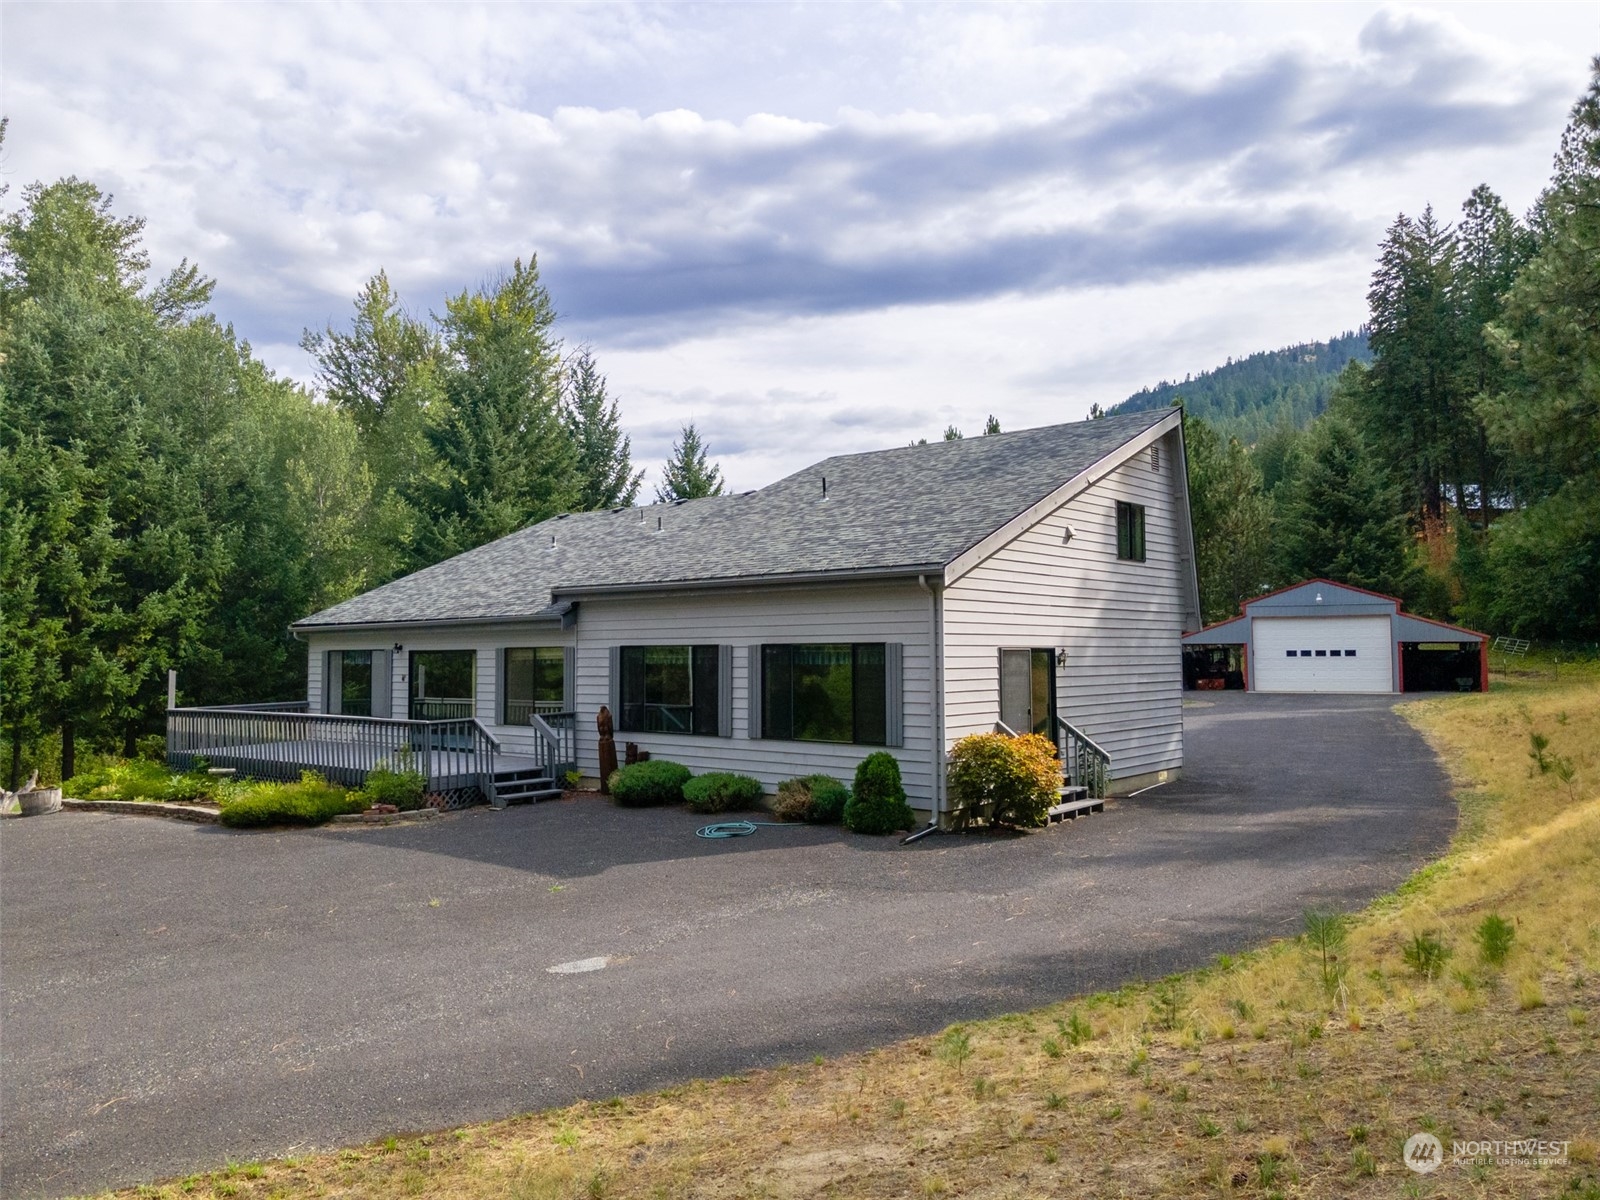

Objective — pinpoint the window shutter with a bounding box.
[372,650,393,719]
[324,650,341,715]
[608,645,621,719]
[885,642,904,747]
[718,645,734,737]
[494,648,506,726]
[746,645,762,739]
[562,646,577,711]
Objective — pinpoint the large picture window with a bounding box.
[410,650,475,720]
[1116,501,1146,562]
[618,645,720,735]
[503,647,565,725]
[761,643,887,745]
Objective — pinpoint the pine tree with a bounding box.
[1453,186,1532,524]
[655,423,725,502]
[412,258,577,560]
[983,415,1001,435]
[302,270,443,514]
[1465,58,1600,638]
[562,347,643,510]
[1360,207,1463,522]
[943,425,963,441]
[1274,407,1412,598]
[1184,415,1274,622]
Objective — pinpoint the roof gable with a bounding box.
[295,408,1174,629]
[1243,578,1398,618]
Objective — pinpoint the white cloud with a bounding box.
[2,1,1592,490]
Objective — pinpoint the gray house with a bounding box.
[172,408,1200,820]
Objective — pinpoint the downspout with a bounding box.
[918,573,943,827]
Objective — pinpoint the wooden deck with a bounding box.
[182,740,532,791]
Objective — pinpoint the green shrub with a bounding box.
[773,774,850,823]
[773,778,814,821]
[608,760,691,807]
[1402,930,1453,979]
[1475,913,1516,966]
[945,732,1059,828]
[64,759,224,804]
[805,775,850,824]
[218,772,364,828]
[844,752,914,835]
[683,772,764,814]
[358,764,427,811]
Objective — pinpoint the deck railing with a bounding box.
[166,705,500,800]
[503,699,569,727]
[1054,716,1110,799]
[528,711,578,781]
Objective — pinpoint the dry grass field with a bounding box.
[93,675,1600,1199]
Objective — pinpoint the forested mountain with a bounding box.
[1109,330,1371,443]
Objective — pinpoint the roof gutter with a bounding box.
[289,611,567,636]
[551,564,947,601]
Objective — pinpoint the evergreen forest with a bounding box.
[4,63,1599,786]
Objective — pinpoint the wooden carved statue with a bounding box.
[596,705,618,793]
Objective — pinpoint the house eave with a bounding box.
[551,564,947,600]
[290,611,567,636]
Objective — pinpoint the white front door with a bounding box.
[1251,616,1393,693]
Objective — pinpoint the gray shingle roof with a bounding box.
[294,408,1171,629]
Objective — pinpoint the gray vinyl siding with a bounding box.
[303,623,576,758]
[573,583,933,801]
[941,428,1186,782]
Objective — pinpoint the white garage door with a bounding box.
[1252,616,1394,693]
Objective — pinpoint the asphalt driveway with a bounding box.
[0,692,1456,1196]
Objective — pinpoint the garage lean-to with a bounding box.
[1182,579,1487,694]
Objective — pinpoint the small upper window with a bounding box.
[1116,502,1146,562]
[1149,445,1160,472]
[1345,649,1357,657]
[1285,650,1297,657]
[1314,650,1327,657]
[1329,650,1342,657]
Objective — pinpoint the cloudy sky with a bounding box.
[4,3,1594,489]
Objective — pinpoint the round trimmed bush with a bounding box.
[804,775,850,824]
[608,760,691,806]
[844,752,914,835]
[773,774,850,823]
[683,772,764,814]
[946,732,1059,828]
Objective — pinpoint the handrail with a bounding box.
[203,701,311,712]
[1056,716,1110,760]
[1054,715,1110,799]
[993,720,1019,736]
[528,711,578,781]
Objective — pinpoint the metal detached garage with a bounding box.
[1183,579,1487,694]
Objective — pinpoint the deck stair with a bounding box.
[493,762,564,805]
[1048,782,1103,822]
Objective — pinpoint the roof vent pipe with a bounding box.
[657,515,663,533]
[821,475,828,501]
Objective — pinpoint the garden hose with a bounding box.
[694,820,798,840]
